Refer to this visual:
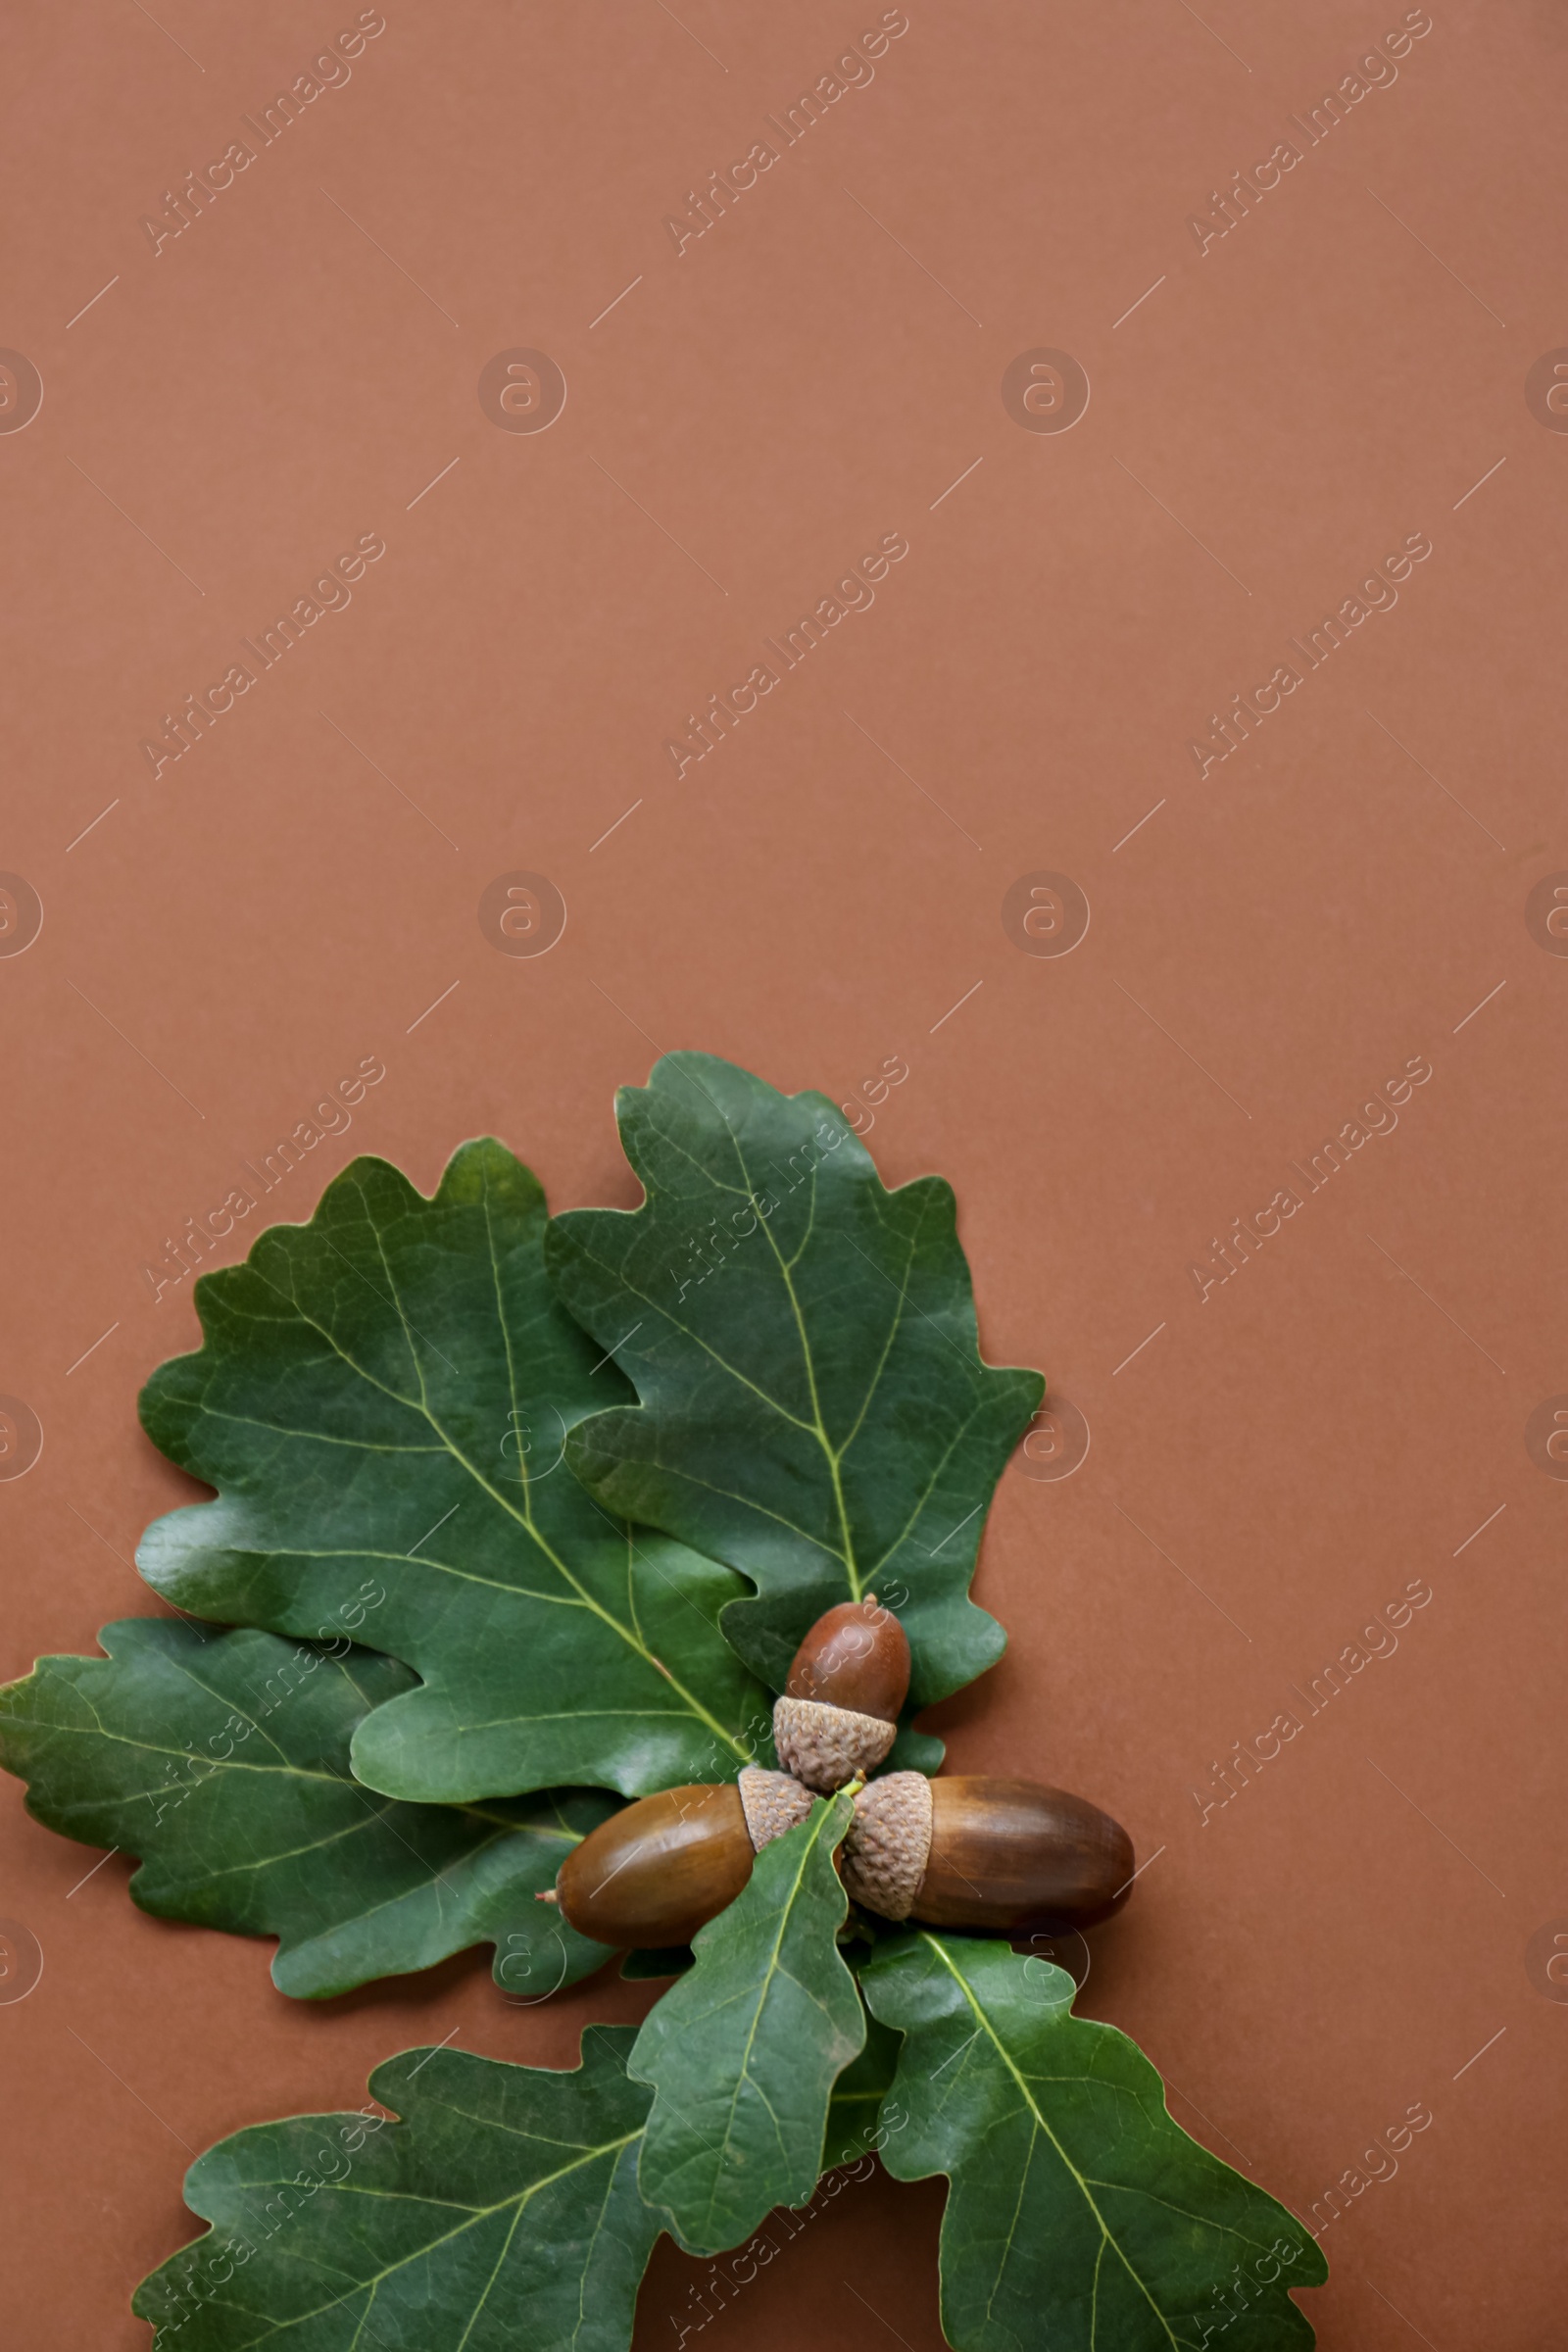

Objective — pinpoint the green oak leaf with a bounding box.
[861,1933,1327,2351]
[547,1053,1044,1705]
[629,1789,865,2256]
[132,2029,659,2352]
[0,1618,617,1999]
[822,2008,904,2172]
[136,1140,765,1803]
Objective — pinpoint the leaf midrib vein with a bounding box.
[564,1237,817,1434]
[726,1129,863,1597]
[699,1801,849,2236]
[920,1935,1186,2352]
[190,2128,643,2348]
[244,1217,746,1765]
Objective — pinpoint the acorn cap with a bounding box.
[840,1771,933,1920]
[737,1764,814,1851]
[772,1694,897,1792]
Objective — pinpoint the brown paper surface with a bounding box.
[1,3,1564,2342]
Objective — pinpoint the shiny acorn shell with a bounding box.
[841,1772,1134,1934]
[785,1596,910,1723]
[920,1776,1134,1933]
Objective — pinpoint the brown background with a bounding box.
[2,1,1565,2342]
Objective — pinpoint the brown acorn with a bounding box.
[554,1767,812,1948]
[840,1773,1134,1933]
[772,1596,912,1792]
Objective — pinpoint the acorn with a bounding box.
[772,1596,911,1792]
[840,1772,1134,1933]
[553,1767,813,1948]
